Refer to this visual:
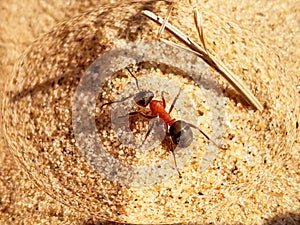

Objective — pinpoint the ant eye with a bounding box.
[134,91,154,107]
[170,120,193,148]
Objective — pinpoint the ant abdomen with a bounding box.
[169,120,193,148]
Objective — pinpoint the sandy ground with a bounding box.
[0,0,299,224]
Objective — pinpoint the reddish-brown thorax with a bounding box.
[149,100,176,126]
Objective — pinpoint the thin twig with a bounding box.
[142,10,264,112]
[193,8,207,51]
[157,2,175,38]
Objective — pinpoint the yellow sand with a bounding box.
[0,0,299,224]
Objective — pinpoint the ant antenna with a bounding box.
[100,67,140,109]
[188,123,226,150]
[126,68,140,90]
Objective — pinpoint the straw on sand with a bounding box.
[142,9,264,112]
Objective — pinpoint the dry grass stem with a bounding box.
[142,9,264,112]
[193,8,207,51]
[157,2,175,38]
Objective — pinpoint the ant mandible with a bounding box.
[101,68,224,178]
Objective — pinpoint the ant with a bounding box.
[101,68,224,178]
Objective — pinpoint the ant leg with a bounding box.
[161,91,166,108]
[141,121,155,146]
[119,111,157,145]
[168,88,181,114]
[118,111,156,119]
[167,135,182,178]
[100,94,133,109]
[187,123,226,150]
[142,118,167,146]
[131,111,156,119]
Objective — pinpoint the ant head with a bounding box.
[134,91,154,107]
[169,120,193,148]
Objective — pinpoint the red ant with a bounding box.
[101,68,224,178]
